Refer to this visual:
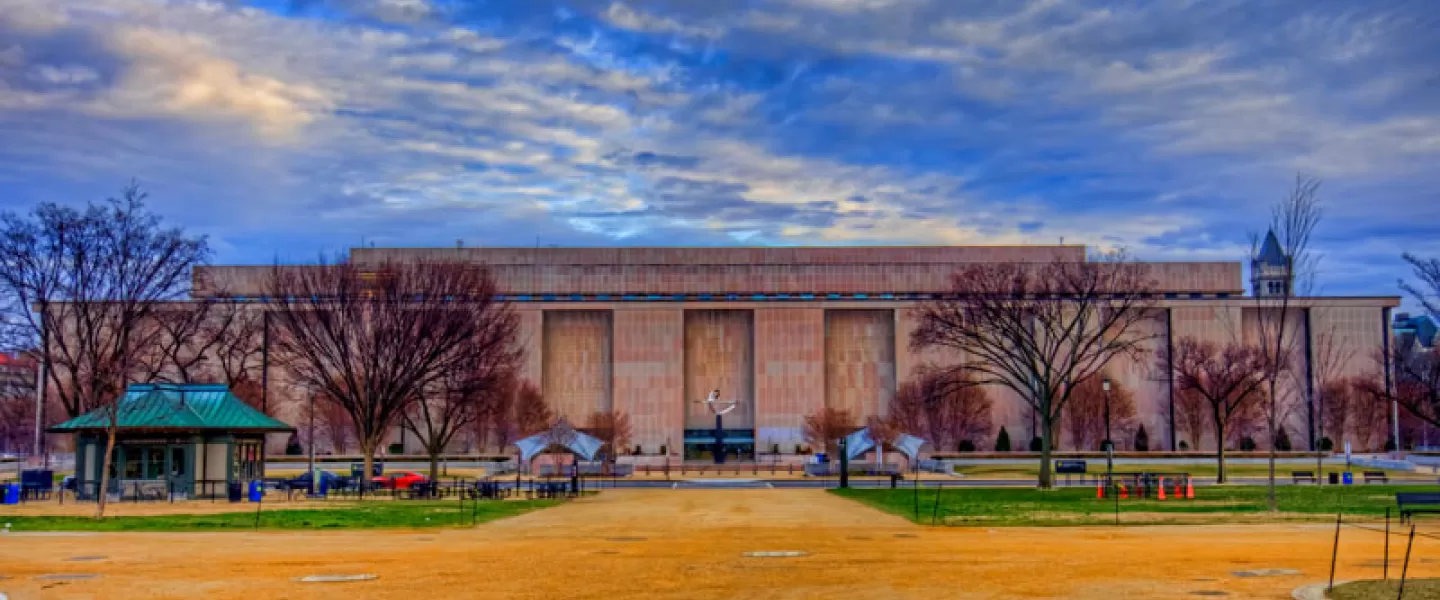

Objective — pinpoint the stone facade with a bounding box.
[192,245,1400,457]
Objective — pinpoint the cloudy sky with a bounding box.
[1,0,1437,299]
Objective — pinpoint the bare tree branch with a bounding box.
[264,257,519,484]
[910,249,1159,488]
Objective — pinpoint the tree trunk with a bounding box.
[428,452,440,491]
[1267,383,1278,512]
[1038,413,1054,489]
[95,427,119,519]
[360,440,376,493]
[1214,408,1227,484]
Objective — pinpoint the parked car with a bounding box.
[372,471,428,490]
[282,471,351,492]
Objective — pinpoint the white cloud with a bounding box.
[603,3,724,39]
[96,27,332,139]
[30,65,98,85]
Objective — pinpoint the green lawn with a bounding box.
[0,500,559,532]
[833,485,1436,526]
[950,462,1426,481]
[1328,579,1440,599]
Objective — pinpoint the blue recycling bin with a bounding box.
[1342,472,1354,485]
[1,483,20,505]
[316,473,330,497]
[248,480,264,502]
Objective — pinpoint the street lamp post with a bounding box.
[1102,378,1113,470]
[308,389,316,496]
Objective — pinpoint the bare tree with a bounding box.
[1400,253,1440,319]
[1160,337,1273,482]
[1318,377,1357,450]
[512,380,552,440]
[470,374,518,453]
[403,328,521,485]
[0,393,34,453]
[889,367,993,452]
[803,406,857,457]
[584,410,633,473]
[1299,325,1353,480]
[1353,374,1393,451]
[1250,173,1321,508]
[1063,371,1138,451]
[1170,387,1209,450]
[211,303,264,383]
[316,397,354,453]
[1379,344,1440,431]
[910,251,1158,488]
[0,186,208,517]
[264,258,515,484]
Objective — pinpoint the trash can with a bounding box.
[248,480,264,502]
[1328,472,1339,485]
[1342,472,1354,485]
[1,483,19,505]
[227,481,243,503]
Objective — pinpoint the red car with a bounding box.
[372,471,428,490]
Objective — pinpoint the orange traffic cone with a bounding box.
[1158,477,1167,500]
[1185,478,1195,499]
[1119,483,1128,499]
[1174,479,1183,498]
[1096,481,1105,499]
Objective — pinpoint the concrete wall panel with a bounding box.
[542,310,612,422]
[612,309,684,453]
[825,309,896,422]
[684,310,755,429]
[754,308,825,450]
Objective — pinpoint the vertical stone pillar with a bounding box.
[754,308,825,453]
[612,308,684,454]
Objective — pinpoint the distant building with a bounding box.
[1394,312,1438,353]
[0,351,37,400]
[188,244,1399,456]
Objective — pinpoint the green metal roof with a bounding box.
[49,383,294,433]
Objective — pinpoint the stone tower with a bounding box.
[1251,229,1291,297]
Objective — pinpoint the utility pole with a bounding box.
[32,314,48,465]
[1102,377,1113,461]
[308,389,316,495]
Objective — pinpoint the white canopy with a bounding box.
[515,422,604,463]
[842,427,926,461]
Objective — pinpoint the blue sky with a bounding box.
[1,0,1437,300]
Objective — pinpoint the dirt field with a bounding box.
[1,488,1435,599]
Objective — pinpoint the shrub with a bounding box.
[957,440,976,452]
[1385,437,1397,452]
[285,434,303,456]
[772,443,781,455]
[1318,437,1334,451]
[1133,425,1149,452]
[388,443,404,455]
[1239,436,1257,451]
[1274,427,1293,451]
[1178,440,1190,451]
[659,445,668,456]
[633,445,643,455]
[994,427,1011,452]
[1028,436,1043,452]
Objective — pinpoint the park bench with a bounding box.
[1364,471,1389,484]
[1291,470,1318,484]
[1396,492,1440,522]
